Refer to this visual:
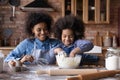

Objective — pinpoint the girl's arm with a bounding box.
[75,39,94,52]
[54,48,64,54]
[70,39,94,57]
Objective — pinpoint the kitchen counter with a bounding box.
[0,47,15,49]
[0,47,15,56]
[1,63,69,80]
[1,63,120,80]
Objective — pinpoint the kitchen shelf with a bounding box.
[62,0,110,24]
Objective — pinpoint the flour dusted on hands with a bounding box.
[57,51,67,57]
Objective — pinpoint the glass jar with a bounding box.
[103,31,112,47]
[0,51,4,72]
[105,48,120,70]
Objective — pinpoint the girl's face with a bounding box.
[32,22,49,41]
[61,29,74,46]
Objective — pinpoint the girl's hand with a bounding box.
[20,55,34,64]
[69,47,81,57]
[69,53,75,57]
[54,48,63,54]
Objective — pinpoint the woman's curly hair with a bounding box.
[26,12,53,36]
[53,15,85,41]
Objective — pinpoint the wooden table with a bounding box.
[0,63,120,80]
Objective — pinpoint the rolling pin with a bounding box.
[36,69,98,76]
[66,70,120,80]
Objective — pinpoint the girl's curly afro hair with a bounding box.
[53,15,85,41]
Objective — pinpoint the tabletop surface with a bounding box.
[0,63,120,80]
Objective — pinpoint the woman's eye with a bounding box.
[36,28,48,32]
[70,36,74,38]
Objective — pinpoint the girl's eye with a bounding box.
[63,35,66,38]
[63,35,74,38]
[37,29,41,32]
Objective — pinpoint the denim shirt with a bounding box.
[57,39,94,56]
[56,40,98,63]
[4,38,60,64]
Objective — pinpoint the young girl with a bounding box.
[4,12,60,66]
[53,15,99,64]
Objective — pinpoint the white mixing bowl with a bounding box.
[56,54,82,69]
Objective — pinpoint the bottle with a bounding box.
[14,38,18,46]
[19,32,23,43]
[112,35,117,48]
[94,32,103,46]
[103,31,112,47]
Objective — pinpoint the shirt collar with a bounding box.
[35,37,50,45]
[61,43,74,48]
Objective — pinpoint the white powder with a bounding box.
[105,55,119,70]
[56,51,81,69]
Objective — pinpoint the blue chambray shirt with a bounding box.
[57,40,94,55]
[4,38,60,64]
[56,39,98,63]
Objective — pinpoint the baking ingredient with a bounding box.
[56,51,81,69]
[105,48,120,70]
[105,55,119,70]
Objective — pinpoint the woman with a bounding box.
[4,12,60,66]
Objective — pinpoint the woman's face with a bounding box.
[61,29,74,46]
[32,22,49,41]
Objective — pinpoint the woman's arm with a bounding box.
[4,39,29,62]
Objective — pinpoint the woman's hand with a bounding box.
[8,60,16,67]
[8,60,22,67]
[20,55,34,64]
[69,47,81,57]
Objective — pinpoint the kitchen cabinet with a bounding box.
[62,0,110,24]
[62,0,74,16]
